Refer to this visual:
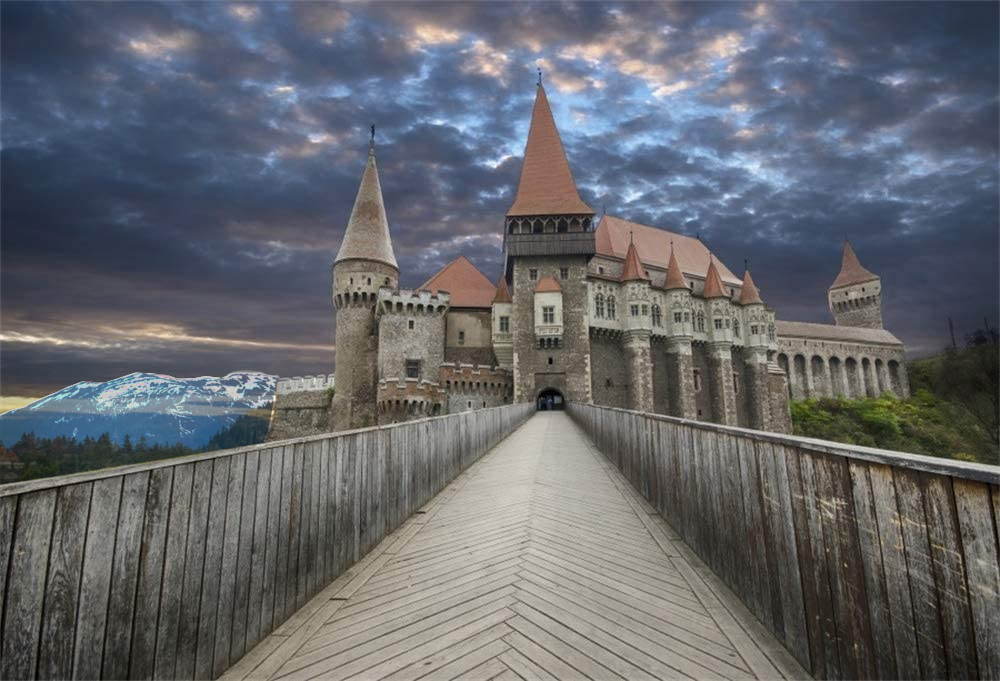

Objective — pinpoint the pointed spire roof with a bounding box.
[506,84,593,217]
[621,237,650,282]
[492,276,512,304]
[663,243,688,290]
[335,148,398,270]
[739,269,764,305]
[534,276,562,292]
[421,256,497,308]
[831,241,879,289]
[702,258,728,298]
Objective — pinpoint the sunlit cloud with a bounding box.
[1,326,334,353]
[126,30,196,60]
[408,22,462,50]
[461,40,511,83]
[227,4,260,23]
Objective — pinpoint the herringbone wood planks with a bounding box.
[230,413,809,681]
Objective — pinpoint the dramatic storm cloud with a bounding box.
[2,1,997,396]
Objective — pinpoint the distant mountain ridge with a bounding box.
[0,372,275,449]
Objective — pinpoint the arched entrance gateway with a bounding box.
[536,388,564,411]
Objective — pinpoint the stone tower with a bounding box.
[503,82,596,405]
[621,238,653,412]
[828,241,883,329]
[331,142,399,430]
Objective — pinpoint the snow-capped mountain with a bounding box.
[0,372,275,449]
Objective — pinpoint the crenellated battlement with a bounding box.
[377,378,447,422]
[275,373,335,394]
[377,287,450,316]
[439,363,512,397]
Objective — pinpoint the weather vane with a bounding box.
[744,258,749,272]
[370,124,376,149]
[537,68,542,86]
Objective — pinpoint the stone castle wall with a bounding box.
[266,389,332,441]
[776,336,908,400]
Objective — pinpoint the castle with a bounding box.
[268,83,909,440]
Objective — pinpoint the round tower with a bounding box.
[662,244,696,418]
[828,241,883,329]
[331,140,399,431]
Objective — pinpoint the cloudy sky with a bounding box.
[2,1,997,399]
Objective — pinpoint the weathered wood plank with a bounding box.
[72,477,123,679]
[273,444,294,624]
[213,452,247,677]
[259,445,284,635]
[922,473,977,678]
[175,459,213,681]
[154,463,194,680]
[953,478,1000,681]
[0,495,16,670]
[195,458,230,680]
[246,448,273,651]
[230,450,260,664]
[129,467,174,680]
[285,442,304,615]
[103,471,150,680]
[36,482,92,680]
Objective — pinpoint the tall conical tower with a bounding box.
[828,241,882,329]
[331,138,399,430]
[503,78,596,405]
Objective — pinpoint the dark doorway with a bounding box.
[536,388,564,411]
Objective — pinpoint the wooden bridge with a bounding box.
[0,403,997,680]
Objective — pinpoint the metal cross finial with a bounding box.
[629,229,634,244]
[370,124,376,149]
[537,68,542,86]
[744,258,749,272]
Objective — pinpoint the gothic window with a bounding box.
[684,311,691,322]
[714,318,723,330]
[560,267,569,280]
[693,369,702,392]
[405,360,420,379]
[499,316,509,333]
[652,305,662,327]
[641,304,649,316]
[673,311,682,324]
[595,294,605,318]
[751,325,758,335]
[542,306,555,324]
[630,304,639,317]
[529,268,538,281]
[607,296,617,319]
[734,319,741,337]
[696,311,705,332]
[768,323,775,341]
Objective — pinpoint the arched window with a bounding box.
[734,319,741,337]
[768,323,775,341]
[696,311,705,332]
[607,296,617,319]
[651,304,662,327]
[594,293,605,318]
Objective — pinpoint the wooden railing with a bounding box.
[567,402,999,681]
[0,403,534,680]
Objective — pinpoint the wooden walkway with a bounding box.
[224,412,808,681]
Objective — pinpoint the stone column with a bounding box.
[743,349,770,430]
[624,330,653,413]
[876,360,891,396]
[707,342,738,425]
[664,338,697,419]
[767,364,792,433]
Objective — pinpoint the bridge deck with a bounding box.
[224,412,807,681]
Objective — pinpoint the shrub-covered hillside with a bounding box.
[791,327,998,465]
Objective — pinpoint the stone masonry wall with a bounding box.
[266,389,332,441]
[589,332,628,408]
[378,309,445,382]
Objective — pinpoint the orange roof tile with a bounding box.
[534,276,562,293]
[421,256,496,308]
[335,149,398,270]
[739,269,764,305]
[492,276,512,304]
[702,258,728,298]
[831,241,879,289]
[595,215,741,285]
[621,239,650,281]
[506,85,593,217]
[663,244,688,290]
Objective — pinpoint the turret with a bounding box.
[828,241,883,329]
[621,238,652,334]
[663,243,693,338]
[739,268,769,349]
[661,243,696,418]
[703,257,733,344]
[331,136,399,431]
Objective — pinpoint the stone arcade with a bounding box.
[268,83,908,439]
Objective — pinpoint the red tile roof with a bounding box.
[595,215,741,285]
[421,256,496,308]
[702,258,728,298]
[506,85,593,217]
[492,276,512,304]
[621,240,650,281]
[335,149,398,270]
[663,244,688,290]
[534,276,562,293]
[831,241,879,289]
[739,269,764,305]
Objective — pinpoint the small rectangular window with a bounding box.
[733,373,740,393]
[542,306,555,324]
[405,360,420,379]
[684,312,691,322]
[674,312,683,323]
[529,268,538,281]
[630,304,639,316]
[641,304,648,315]
[499,316,509,333]
[559,267,569,280]
[458,330,465,344]
[693,369,702,392]
[598,266,605,275]
[714,318,723,330]
[408,319,415,330]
